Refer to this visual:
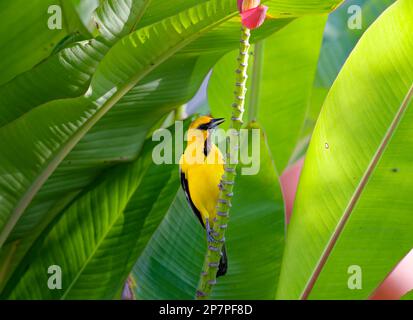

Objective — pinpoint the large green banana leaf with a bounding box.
[2,125,182,299]
[277,0,413,299]
[133,123,285,299]
[0,0,66,86]
[209,15,326,171]
[316,0,394,89]
[0,39,108,127]
[0,0,100,87]
[60,0,99,37]
[307,0,394,131]
[297,0,395,161]
[93,0,150,43]
[0,0,150,127]
[68,0,100,35]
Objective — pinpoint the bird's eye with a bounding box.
[197,123,210,130]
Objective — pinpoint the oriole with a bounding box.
[179,116,227,277]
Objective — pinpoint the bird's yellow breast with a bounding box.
[180,144,224,224]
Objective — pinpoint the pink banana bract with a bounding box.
[237,0,268,29]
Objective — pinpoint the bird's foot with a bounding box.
[207,231,219,243]
[206,219,219,243]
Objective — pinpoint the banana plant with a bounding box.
[1,0,410,301]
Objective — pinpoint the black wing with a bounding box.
[180,170,205,228]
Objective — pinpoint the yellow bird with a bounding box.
[179,115,227,277]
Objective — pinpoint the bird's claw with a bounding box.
[207,231,219,243]
[206,218,219,243]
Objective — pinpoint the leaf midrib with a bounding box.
[60,162,178,299]
[300,83,413,299]
[60,166,148,299]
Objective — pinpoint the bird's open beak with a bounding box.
[209,118,225,129]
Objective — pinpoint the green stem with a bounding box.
[195,26,251,300]
[248,41,264,122]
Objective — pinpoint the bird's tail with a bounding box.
[217,244,228,277]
